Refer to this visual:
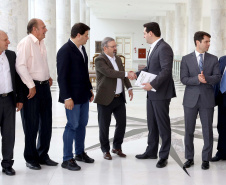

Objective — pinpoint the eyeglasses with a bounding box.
[106,45,118,48]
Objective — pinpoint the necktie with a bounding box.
[220,69,226,93]
[147,47,151,65]
[199,54,204,72]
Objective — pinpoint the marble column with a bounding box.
[0,0,28,51]
[209,0,226,57]
[188,0,203,53]
[71,0,80,26]
[34,0,57,80]
[159,16,166,40]
[165,11,175,50]
[56,0,71,51]
[80,0,86,23]
[174,3,186,57]
[85,6,91,64]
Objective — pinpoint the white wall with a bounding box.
[90,12,150,69]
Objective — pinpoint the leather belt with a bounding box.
[0,92,12,97]
[34,80,49,85]
[114,93,121,97]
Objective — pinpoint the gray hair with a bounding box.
[101,37,115,51]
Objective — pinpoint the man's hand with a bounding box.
[142,83,152,91]
[16,103,23,112]
[90,90,94,102]
[198,71,207,83]
[27,86,36,99]
[128,71,137,80]
[49,77,53,87]
[65,99,74,110]
[128,89,133,101]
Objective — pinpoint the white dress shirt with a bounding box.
[195,50,205,65]
[16,34,50,89]
[0,51,13,94]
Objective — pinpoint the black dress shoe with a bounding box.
[61,158,81,171]
[156,159,168,168]
[40,159,58,166]
[2,167,16,176]
[211,155,221,162]
[183,159,194,168]
[75,152,94,163]
[135,153,157,159]
[26,162,41,170]
[202,161,209,170]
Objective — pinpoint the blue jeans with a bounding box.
[63,100,89,161]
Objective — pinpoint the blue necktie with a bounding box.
[199,54,203,72]
[220,70,226,93]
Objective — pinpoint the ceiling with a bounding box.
[86,0,210,21]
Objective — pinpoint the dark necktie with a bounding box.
[199,54,204,72]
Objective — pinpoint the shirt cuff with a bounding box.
[64,98,72,102]
[128,87,133,91]
[125,72,128,77]
[27,81,35,89]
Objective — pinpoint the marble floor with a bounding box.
[0,79,225,185]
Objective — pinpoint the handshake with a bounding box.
[128,71,137,80]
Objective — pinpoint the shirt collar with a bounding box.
[0,50,6,57]
[70,38,83,50]
[150,38,162,49]
[104,53,116,61]
[195,50,205,58]
[29,34,43,44]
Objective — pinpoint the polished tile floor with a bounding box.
[0,79,225,185]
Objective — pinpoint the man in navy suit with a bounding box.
[57,23,94,171]
[211,56,226,162]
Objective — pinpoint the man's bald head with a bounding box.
[0,30,10,54]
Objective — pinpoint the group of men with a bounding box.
[0,18,226,177]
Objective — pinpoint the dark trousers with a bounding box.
[21,82,52,164]
[184,98,214,161]
[216,93,226,158]
[0,93,15,168]
[146,99,171,159]
[97,95,126,153]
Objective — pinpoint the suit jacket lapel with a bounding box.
[147,39,164,69]
[191,51,200,74]
[203,52,209,72]
[102,53,115,69]
[68,39,85,62]
[5,50,14,81]
[82,46,88,65]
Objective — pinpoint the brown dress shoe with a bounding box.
[103,152,112,160]
[112,149,126,157]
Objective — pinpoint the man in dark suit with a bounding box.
[94,37,133,160]
[180,31,221,170]
[57,23,94,171]
[131,22,176,168]
[0,30,24,175]
[211,56,226,162]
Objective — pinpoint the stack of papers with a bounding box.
[135,71,157,92]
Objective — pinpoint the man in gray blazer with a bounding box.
[133,22,176,168]
[181,31,221,170]
[94,37,133,160]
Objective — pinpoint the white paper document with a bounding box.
[135,71,157,92]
